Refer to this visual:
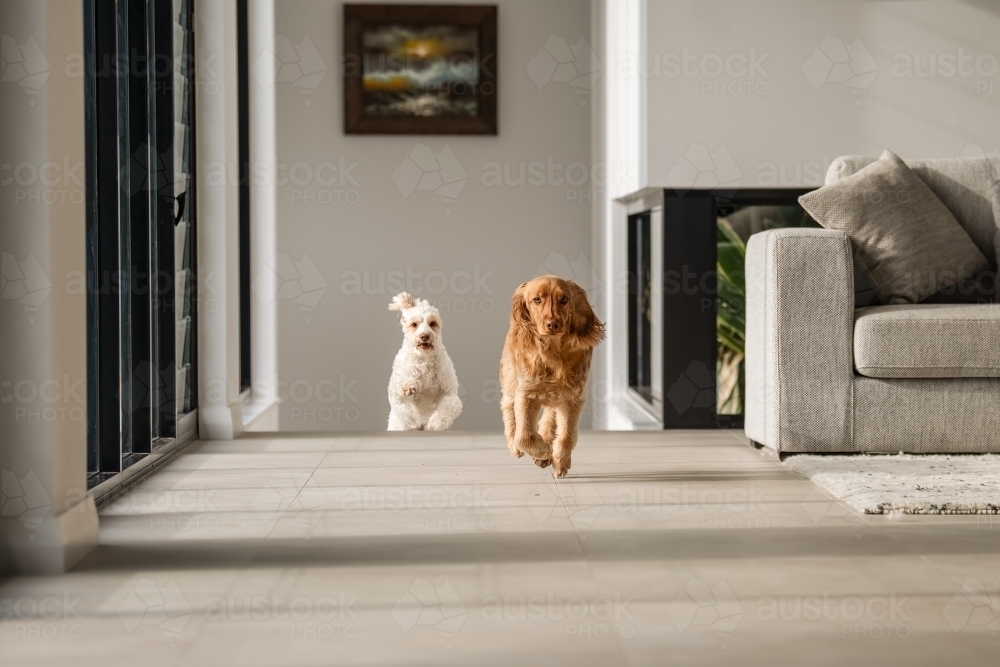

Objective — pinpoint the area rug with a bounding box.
[784,453,1000,515]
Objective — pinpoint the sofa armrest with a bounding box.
[744,228,855,452]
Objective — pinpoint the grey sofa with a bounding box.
[745,155,1000,454]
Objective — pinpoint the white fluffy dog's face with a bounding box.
[399,304,442,353]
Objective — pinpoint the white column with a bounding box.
[196,0,244,439]
[245,0,278,426]
[0,0,98,574]
[592,0,647,429]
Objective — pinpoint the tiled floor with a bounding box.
[3,430,999,666]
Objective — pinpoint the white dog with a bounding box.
[386,292,462,431]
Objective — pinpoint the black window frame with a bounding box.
[85,0,198,487]
[237,0,252,395]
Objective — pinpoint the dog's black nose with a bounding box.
[419,333,430,342]
[544,319,561,332]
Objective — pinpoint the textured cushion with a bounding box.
[993,180,1000,261]
[801,150,989,304]
[854,304,1000,378]
[853,376,1000,453]
[827,155,1000,266]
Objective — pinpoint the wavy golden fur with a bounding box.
[499,275,605,477]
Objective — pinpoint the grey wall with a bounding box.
[270,0,594,431]
[0,0,98,573]
[644,0,1000,189]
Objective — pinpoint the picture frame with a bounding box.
[343,4,498,135]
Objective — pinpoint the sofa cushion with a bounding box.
[801,150,990,304]
[854,304,1000,378]
[993,180,1000,261]
[827,155,1000,266]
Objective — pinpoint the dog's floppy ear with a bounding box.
[511,282,533,336]
[567,280,605,349]
[388,292,415,311]
[389,292,415,324]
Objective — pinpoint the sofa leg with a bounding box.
[751,442,786,463]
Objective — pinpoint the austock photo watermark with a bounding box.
[617,483,772,531]
[756,591,913,641]
[340,264,496,315]
[942,578,998,637]
[393,141,635,210]
[480,153,636,205]
[254,35,327,106]
[2,33,223,100]
[1,158,84,205]
[527,34,602,105]
[253,252,329,324]
[204,591,361,640]
[1,375,85,423]
[526,35,770,99]
[2,591,86,641]
[103,482,221,534]
[480,591,636,640]
[204,375,362,424]
[391,578,635,647]
[624,47,772,97]
[890,48,1000,96]
[321,483,497,533]
[1,468,52,542]
[204,158,362,205]
[668,578,915,649]
[110,576,363,646]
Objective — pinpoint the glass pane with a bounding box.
[629,212,653,401]
[716,206,820,415]
[173,0,196,418]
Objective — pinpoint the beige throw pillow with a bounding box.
[993,180,1000,263]
[799,150,989,304]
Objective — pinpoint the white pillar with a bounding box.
[0,0,98,574]
[246,0,278,425]
[196,0,244,439]
[593,0,647,429]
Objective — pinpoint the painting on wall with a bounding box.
[343,4,497,134]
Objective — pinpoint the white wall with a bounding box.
[270,0,594,431]
[592,0,1000,428]
[0,0,98,573]
[644,0,1000,190]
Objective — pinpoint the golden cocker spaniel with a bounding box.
[500,275,605,477]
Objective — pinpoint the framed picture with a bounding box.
[343,4,497,135]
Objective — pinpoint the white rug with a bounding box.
[784,453,1000,515]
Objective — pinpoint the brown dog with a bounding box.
[500,275,605,477]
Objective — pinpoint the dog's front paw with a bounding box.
[533,458,551,469]
[552,455,570,478]
[426,414,450,431]
[508,443,524,458]
[402,384,419,396]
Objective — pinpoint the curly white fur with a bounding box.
[387,292,462,431]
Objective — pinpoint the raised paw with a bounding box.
[426,413,450,431]
[534,458,551,469]
[552,456,570,478]
[402,384,418,396]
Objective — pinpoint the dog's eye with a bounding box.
[430,321,439,328]
[409,322,417,328]
[560,296,569,304]
[532,297,541,304]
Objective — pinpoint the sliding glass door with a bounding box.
[85,0,198,487]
